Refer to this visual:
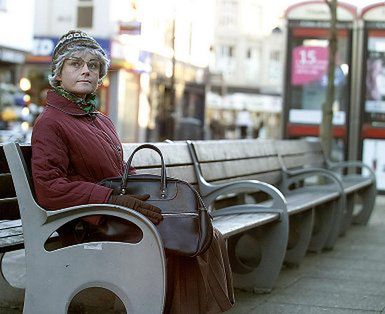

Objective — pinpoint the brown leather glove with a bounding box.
[108,194,163,225]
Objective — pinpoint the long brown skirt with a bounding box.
[164,228,235,314]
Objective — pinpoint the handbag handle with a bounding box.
[121,144,168,198]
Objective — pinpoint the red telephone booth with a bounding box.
[282,1,357,160]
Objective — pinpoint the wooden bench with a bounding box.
[0,140,289,310]
[187,139,346,269]
[121,142,289,293]
[1,143,166,313]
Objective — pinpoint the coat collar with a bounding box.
[46,90,98,116]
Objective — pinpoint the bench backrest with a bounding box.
[275,139,326,171]
[190,139,282,186]
[122,142,198,185]
[0,145,32,220]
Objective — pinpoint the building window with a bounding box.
[246,48,252,59]
[270,51,280,62]
[219,45,235,58]
[228,46,234,57]
[77,1,93,28]
[218,0,237,27]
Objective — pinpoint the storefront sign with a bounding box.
[31,36,111,58]
[0,47,25,63]
[291,45,328,85]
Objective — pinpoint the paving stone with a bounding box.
[307,265,385,284]
[247,302,380,314]
[267,289,385,311]
[285,277,385,297]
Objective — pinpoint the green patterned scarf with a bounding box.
[54,86,97,113]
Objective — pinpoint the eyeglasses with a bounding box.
[65,57,101,73]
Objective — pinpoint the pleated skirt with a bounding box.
[164,228,235,314]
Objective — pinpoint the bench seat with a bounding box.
[277,139,377,234]
[340,175,373,193]
[213,213,280,238]
[285,186,340,215]
[0,219,23,253]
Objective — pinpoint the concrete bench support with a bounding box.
[0,253,24,307]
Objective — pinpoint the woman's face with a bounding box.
[57,51,100,98]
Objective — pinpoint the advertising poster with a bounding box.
[362,139,385,191]
[365,50,385,117]
[289,44,347,124]
[291,45,329,86]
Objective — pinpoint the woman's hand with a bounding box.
[108,194,163,225]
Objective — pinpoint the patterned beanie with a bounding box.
[51,30,107,74]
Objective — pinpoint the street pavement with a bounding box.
[2,196,385,313]
[228,195,385,314]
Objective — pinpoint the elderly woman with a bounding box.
[31,30,234,313]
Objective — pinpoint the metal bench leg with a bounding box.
[353,184,376,225]
[284,209,315,267]
[227,218,288,293]
[308,202,334,253]
[0,253,25,308]
[339,194,354,236]
[324,195,344,250]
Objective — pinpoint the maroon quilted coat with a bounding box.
[31,90,124,212]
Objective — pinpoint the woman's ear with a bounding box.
[56,74,62,82]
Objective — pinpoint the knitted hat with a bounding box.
[51,30,106,69]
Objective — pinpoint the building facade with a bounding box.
[207,0,285,139]
[25,0,210,142]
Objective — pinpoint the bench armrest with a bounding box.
[201,180,287,219]
[210,203,282,217]
[283,167,345,194]
[186,140,287,218]
[327,160,376,180]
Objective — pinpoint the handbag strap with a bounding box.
[121,144,168,198]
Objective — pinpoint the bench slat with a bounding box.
[193,139,277,161]
[0,235,24,252]
[0,219,22,229]
[122,142,192,167]
[213,213,279,238]
[208,171,282,186]
[0,197,17,204]
[134,165,197,184]
[285,188,340,214]
[200,157,281,182]
[341,176,373,193]
[0,225,23,237]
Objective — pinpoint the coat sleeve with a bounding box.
[31,117,113,211]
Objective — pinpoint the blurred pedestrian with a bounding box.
[236,107,252,139]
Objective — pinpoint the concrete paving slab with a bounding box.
[245,302,380,314]
[287,276,385,296]
[267,288,385,311]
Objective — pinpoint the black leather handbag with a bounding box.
[99,144,213,257]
